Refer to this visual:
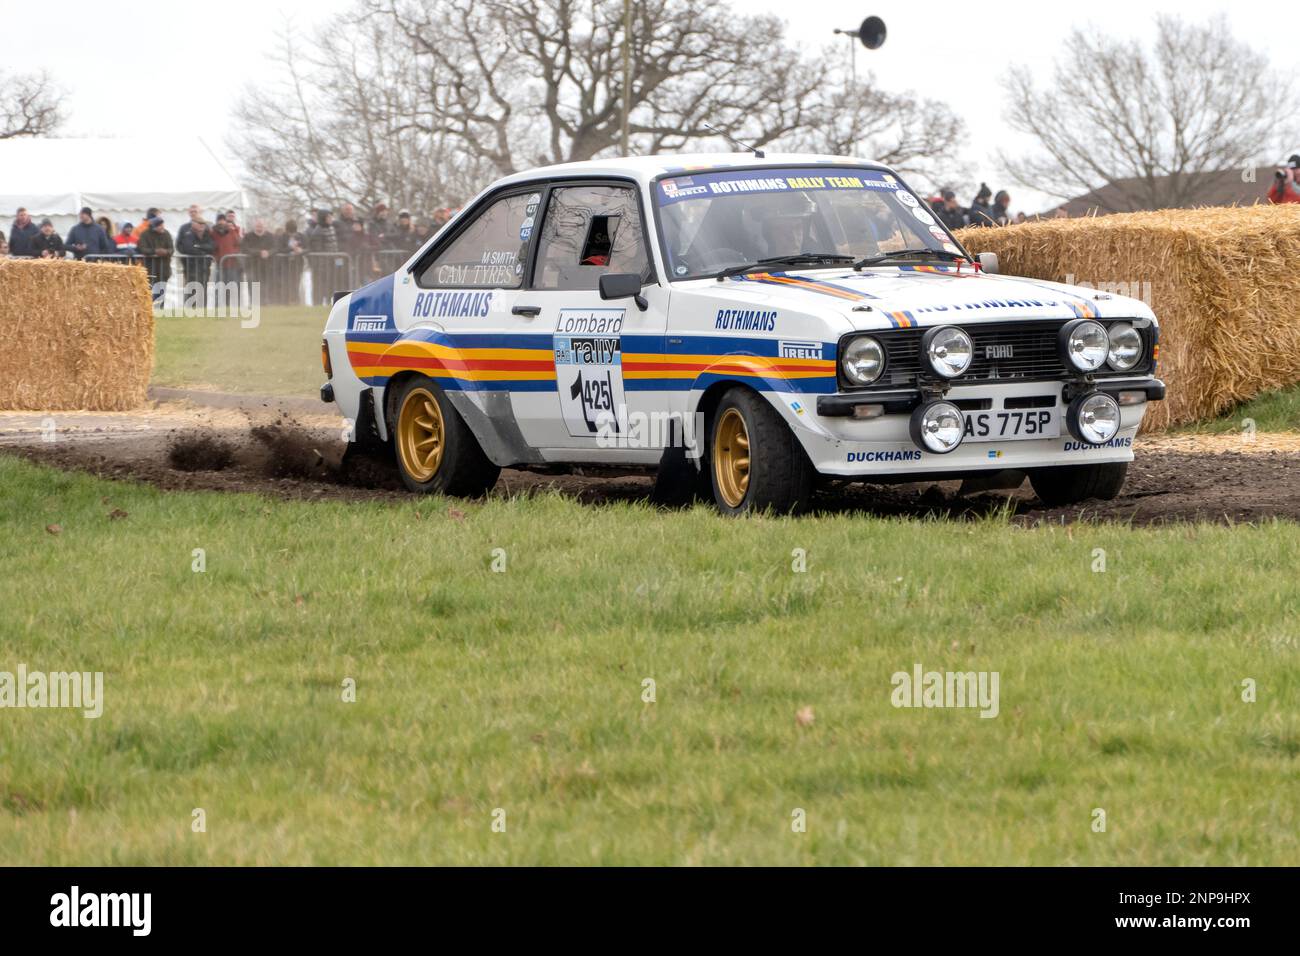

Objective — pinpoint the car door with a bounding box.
[395,186,544,393]
[512,180,668,455]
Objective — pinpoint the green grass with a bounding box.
[1,454,1296,865]
[151,306,327,398]
[1174,383,1300,435]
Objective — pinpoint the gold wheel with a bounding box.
[397,386,444,483]
[713,407,751,508]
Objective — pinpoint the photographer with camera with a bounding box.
[1267,155,1300,204]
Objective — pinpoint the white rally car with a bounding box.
[321,153,1164,514]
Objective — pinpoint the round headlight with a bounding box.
[1059,319,1108,372]
[1107,323,1143,371]
[922,325,973,378]
[1068,391,1121,445]
[842,336,885,385]
[909,400,965,454]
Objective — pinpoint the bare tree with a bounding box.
[1000,15,1293,212]
[0,70,64,139]
[232,16,497,215]
[233,0,965,210]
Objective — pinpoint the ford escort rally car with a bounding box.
[321,153,1165,514]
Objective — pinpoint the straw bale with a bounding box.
[0,258,154,411]
[955,206,1300,430]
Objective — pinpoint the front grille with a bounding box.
[852,320,1152,389]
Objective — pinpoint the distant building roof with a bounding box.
[1053,167,1281,217]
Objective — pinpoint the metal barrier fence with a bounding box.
[43,249,421,309]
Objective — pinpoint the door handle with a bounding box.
[512,304,541,317]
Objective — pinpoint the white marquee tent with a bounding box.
[0,137,246,238]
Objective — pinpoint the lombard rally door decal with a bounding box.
[553,307,625,436]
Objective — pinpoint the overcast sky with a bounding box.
[4,0,1295,214]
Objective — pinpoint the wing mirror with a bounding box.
[978,252,999,275]
[599,272,648,311]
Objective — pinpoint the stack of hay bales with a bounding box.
[955,206,1300,431]
[0,258,154,411]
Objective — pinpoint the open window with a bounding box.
[533,184,648,291]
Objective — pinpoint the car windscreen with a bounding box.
[653,166,958,280]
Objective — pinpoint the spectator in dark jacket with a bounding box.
[66,207,114,259]
[307,209,338,252]
[391,210,419,254]
[274,219,306,304]
[337,202,363,254]
[934,189,968,231]
[414,218,433,246]
[176,204,205,245]
[350,219,381,280]
[32,219,66,258]
[368,203,392,247]
[8,207,39,257]
[967,184,996,228]
[134,207,161,244]
[242,218,277,296]
[96,217,118,252]
[177,218,215,296]
[136,217,174,305]
[990,190,1012,227]
[307,210,345,305]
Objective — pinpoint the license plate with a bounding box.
[964,409,1059,442]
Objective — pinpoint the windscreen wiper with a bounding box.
[716,253,855,280]
[853,248,968,270]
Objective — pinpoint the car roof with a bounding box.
[491,152,896,189]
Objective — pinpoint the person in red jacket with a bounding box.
[1267,155,1300,204]
[211,212,243,283]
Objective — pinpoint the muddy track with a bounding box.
[2,398,1299,525]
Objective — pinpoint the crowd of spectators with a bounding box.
[3,201,459,262]
[3,200,460,304]
[925,182,1049,230]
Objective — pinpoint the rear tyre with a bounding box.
[708,387,815,515]
[1028,461,1128,506]
[390,376,500,497]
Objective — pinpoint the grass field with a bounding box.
[152,306,327,398]
[1174,385,1300,435]
[1,453,1297,865]
[5,304,1297,865]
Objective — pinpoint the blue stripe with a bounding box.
[622,333,835,360]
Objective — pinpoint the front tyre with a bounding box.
[391,376,500,497]
[1028,461,1128,506]
[709,387,815,515]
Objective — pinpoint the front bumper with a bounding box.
[816,377,1165,417]
[787,378,1164,478]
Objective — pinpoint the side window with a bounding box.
[533,184,649,291]
[419,191,537,289]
